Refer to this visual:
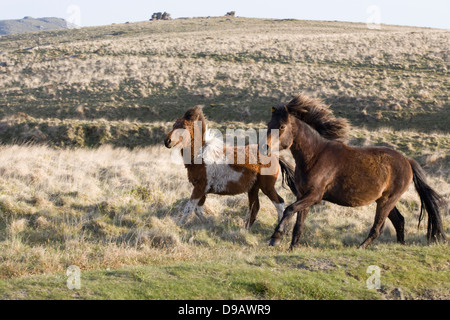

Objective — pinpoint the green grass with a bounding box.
[1,245,448,300]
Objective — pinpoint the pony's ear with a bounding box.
[283,105,289,113]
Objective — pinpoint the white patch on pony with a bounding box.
[179,199,199,224]
[205,164,242,193]
[272,201,285,223]
[200,128,243,193]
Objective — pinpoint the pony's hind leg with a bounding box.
[388,206,405,244]
[259,176,285,223]
[273,201,285,224]
[290,208,309,250]
[359,197,398,249]
[245,185,260,229]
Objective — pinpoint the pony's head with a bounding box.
[267,105,293,151]
[267,95,349,150]
[164,105,207,149]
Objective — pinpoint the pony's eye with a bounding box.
[280,125,286,130]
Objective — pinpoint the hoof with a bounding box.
[268,238,281,246]
[178,216,188,226]
[244,218,256,230]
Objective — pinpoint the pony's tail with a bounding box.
[279,157,298,197]
[409,159,447,243]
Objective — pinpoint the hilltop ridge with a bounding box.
[0,16,77,35]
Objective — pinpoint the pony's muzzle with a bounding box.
[165,135,183,148]
[164,137,175,148]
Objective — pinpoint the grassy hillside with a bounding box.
[0,18,448,300]
[0,18,448,133]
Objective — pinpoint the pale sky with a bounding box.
[1,0,449,29]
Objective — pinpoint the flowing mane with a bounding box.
[285,95,349,141]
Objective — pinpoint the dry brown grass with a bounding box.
[0,139,447,279]
[0,18,448,130]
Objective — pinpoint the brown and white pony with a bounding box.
[164,106,297,227]
[267,95,447,249]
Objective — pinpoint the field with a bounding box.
[0,17,449,300]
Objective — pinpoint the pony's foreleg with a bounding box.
[194,195,207,223]
[269,191,320,247]
[179,190,207,225]
[179,198,199,225]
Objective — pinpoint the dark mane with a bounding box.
[285,95,349,141]
[183,105,207,132]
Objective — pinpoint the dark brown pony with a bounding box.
[164,106,297,227]
[267,95,447,249]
